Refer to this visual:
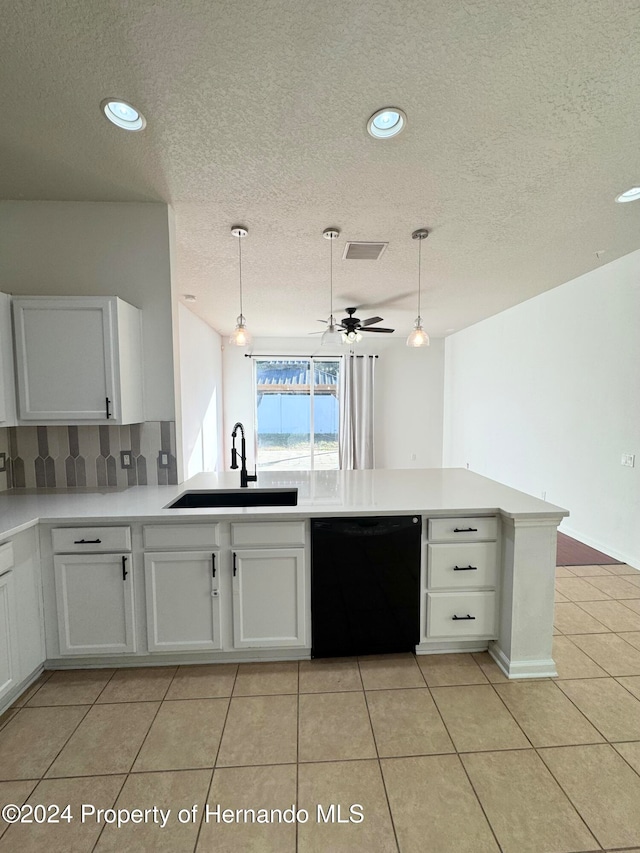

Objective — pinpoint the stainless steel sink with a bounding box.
[167,488,298,508]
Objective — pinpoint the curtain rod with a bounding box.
[244,353,378,359]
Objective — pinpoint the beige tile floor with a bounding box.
[1,564,640,851]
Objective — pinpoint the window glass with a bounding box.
[255,359,339,470]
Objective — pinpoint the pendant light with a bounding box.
[321,227,342,346]
[406,228,430,347]
[229,225,251,346]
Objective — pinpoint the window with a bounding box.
[254,358,340,471]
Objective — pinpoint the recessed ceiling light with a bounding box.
[367,107,406,139]
[615,186,640,203]
[101,98,146,131]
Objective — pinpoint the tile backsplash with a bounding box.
[0,422,177,490]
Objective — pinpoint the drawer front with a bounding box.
[231,521,306,548]
[428,516,498,542]
[428,543,498,590]
[426,591,497,638]
[52,526,131,553]
[0,542,14,574]
[143,524,220,550]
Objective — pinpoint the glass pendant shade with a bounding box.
[229,314,252,346]
[342,329,363,344]
[406,317,430,347]
[321,316,342,346]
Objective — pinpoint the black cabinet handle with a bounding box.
[105,397,112,419]
[74,538,102,544]
[454,565,478,571]
[453,527,478,533]
[452,614,476,620]
[122,555,128,581]
[233,552,237,577]
[212,553,216,579]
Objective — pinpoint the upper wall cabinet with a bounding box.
[0,293,17,427]
[12,296,144,425]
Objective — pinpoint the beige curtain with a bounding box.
[339,355,376,469]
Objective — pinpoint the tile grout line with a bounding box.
[533,746,605,851]
[295,661,300,853]
[192,663,239,853]
[359,660,403,853]
[422,668,507,851]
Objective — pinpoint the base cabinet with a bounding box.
[54,553,136,655]
[232,548,306,648]
[144,551,221,652]
[0,569,19,702]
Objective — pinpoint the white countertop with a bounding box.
[0,468,568,540]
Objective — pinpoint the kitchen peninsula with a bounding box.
[0,468,567,711]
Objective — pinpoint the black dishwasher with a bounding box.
[311,516,421,658]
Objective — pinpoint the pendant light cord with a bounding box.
[329,234,333,319]
[417,235,422,318]
[238,233,243,317]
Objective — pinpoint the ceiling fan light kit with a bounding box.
[407,228,430,348]
[229,225,252,347]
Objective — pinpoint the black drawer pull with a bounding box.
[74,538,102,544]
[454,565,478,571]
[453,527,478,533]
[106,397,112,419]
[452,614,476,620]
[122,555,128,581]
[212,553,216,579]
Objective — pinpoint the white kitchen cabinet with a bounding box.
[144,550,222,652]
[54,553,136,655]
[12,296,143,424]
[232,548,306,648]
[421,515,500,646]
[0,293,17,427]
[0,558,19,703]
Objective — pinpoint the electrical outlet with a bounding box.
[120,450,134,470]
[0,452,6,473]
[158,452,171,469]
[621,453,635,468]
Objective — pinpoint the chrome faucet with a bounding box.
[230,422,257,488]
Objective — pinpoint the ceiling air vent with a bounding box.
[343,241,388,261]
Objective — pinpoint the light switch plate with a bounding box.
[621,453,635,468]
[158,452,171,469]
[120,450,134,470]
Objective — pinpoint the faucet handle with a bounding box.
[230,448,238,469]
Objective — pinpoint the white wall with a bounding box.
[222,335,445,471]
[443,249,640,567]
[176,303,224,479]
[0,201,174,420]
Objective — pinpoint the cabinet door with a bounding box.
[144,551,221,652]
[0,293,17,427]
[232,548,306,648]
[13,297,117,422]
[54,554,136,655]
[0,571,19,701]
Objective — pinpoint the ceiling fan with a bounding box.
[315,307,395,343]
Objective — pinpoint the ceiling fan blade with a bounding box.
[361,326,394,333]
[339,290,415,310]
[360,316,384,327]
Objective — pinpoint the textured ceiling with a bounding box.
[1,0,640,338]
